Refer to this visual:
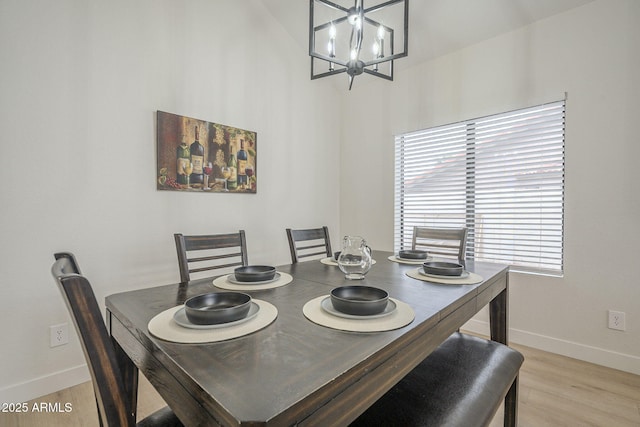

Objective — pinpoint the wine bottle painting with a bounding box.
[156,111,257,193]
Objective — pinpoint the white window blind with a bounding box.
[394,100,565,275]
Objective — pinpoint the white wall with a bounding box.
[341,0,640,374]
[0,0,341,402]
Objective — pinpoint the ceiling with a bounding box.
[262,0,595,71]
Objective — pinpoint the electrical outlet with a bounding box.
[608,310,626,331]
[50,323,69,347]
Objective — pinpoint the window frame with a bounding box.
[394,100,566,276]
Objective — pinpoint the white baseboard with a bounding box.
[463,319,640,376]
[0,364,90,404]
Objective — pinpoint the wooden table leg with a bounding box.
[107,310,139,424]
[489,272,517,427]
[489,273,509,345]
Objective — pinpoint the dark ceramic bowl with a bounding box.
[398,249,429,260]
[185,292,252,325]
[422,261,464,277]
[330,286,389,316]
[234,265,277,282]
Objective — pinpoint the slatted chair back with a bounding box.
[52,252,135,427]
[286,226,332,263]
[412,226,468,263]
[174,231,248,282]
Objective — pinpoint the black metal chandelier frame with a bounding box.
[309,0,409,89]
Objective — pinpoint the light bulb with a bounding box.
[327,24,336,57]
[377,25,385,40]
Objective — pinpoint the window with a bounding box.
[394,100,565,275]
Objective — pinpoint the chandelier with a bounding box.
[309,0,409,90]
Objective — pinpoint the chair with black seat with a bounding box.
[174,230,248,282]
[412,226,468,264]
[351,332,524,427]
[286,226,332,263]
[51,252,182,427]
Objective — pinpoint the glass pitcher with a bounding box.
[337,236,372,280]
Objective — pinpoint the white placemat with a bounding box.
[148,299,277,343]
[387,255,432,265]
[320,257,377,266]
[303,296,414,332]
[213,272,293,290]
[406,268,483,285]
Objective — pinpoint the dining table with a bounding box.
[105,250,510,426]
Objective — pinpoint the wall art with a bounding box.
[157,111,257,193]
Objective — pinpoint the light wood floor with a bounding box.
[2,342,639,426]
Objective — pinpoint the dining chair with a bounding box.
[351,332,524,427]
[51,252,183,427]
[286,226,332,263]
[174,230,248,282]
[412,226,468,263]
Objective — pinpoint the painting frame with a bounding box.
[156,111,257,193]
